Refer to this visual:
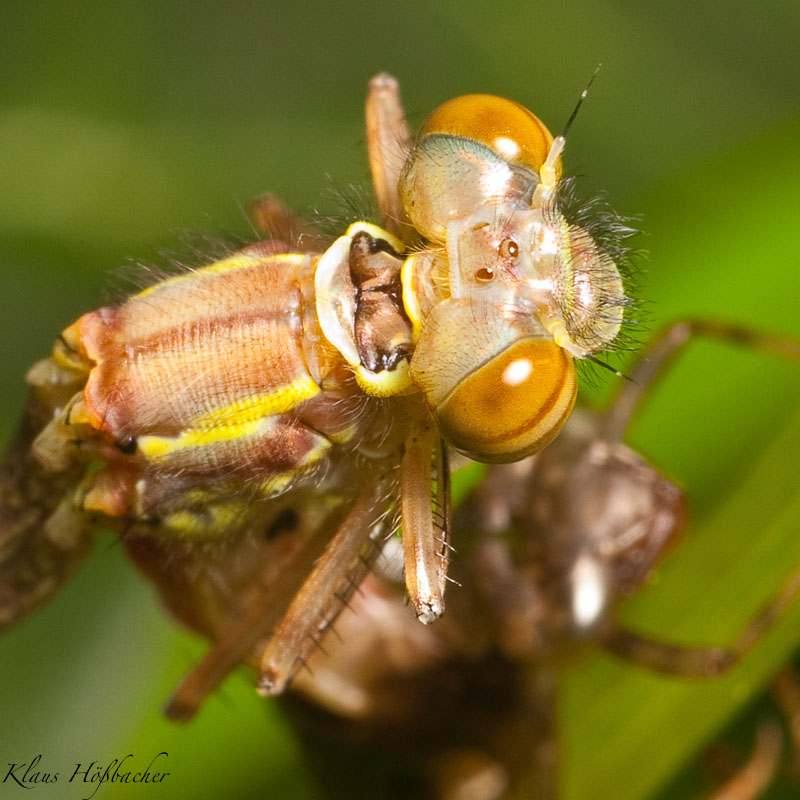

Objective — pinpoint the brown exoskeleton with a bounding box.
[279,320,800,800]
[0,74,633,714]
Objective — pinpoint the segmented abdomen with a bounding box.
[64,244,354,481]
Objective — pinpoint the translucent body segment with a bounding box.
[39,242,406,530]
[71,252,317,439]
[31,226,428,537]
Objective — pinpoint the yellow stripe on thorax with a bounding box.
[401,253,424,343]
[192,375,319,427]
[138,374,319,459]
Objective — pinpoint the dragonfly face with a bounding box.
[0,74,633,709]
[402,94,628,462]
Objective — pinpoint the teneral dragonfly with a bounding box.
[0,74,632,713]
[281,320,800,800]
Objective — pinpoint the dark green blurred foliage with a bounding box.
[1,1,799,798]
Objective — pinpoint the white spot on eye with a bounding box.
[494,136,520,161]
[479,161,514,200]
[502,358,533,387]
[571,554,606,628]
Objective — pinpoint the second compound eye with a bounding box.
[475,266,496,282]
[499,238,519,259]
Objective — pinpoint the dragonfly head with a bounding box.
[401,94,629,462]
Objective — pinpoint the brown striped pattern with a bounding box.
[79,255,311,436]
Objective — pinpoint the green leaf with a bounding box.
[563,116,800,799]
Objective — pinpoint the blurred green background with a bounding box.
[1,1,800,798]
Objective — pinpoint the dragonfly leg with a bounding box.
[247,192,331,252]
[601,319,800,442]
[163,502,343,720]
[365,73,415,243]
[256,472,391,696]
[164,476,392,718]
[605,555,800,677]
[401,424,448,624]
[603,627,736,677]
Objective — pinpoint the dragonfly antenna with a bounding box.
[586,353,632,382]
[560,64,602,140]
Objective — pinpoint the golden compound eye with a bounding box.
[398,95,557,242]
[475,267,495,283]
[414,95,555,175]
[499,238,519,259]
[435,339,577,462]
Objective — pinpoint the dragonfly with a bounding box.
[281,319,800,800]
[0,74,632,714]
